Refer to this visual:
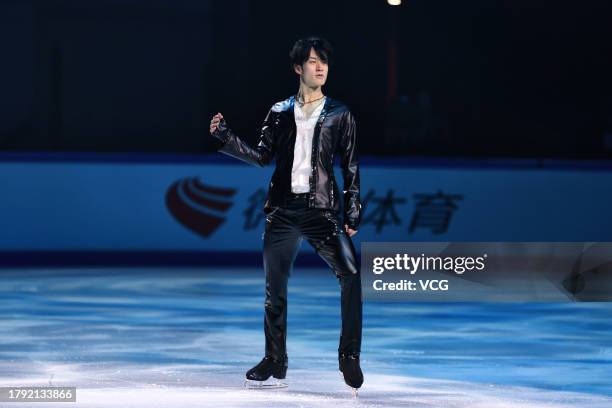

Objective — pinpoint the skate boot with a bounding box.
[339,353,363,397]
[244,355,288,389]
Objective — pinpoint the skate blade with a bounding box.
[345,384,359,397]
[339,372,359,397]
[244,378,288,389]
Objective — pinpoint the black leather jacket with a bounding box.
[213,95,362,230]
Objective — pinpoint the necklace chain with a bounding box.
[296,93,325,106]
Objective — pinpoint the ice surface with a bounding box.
[0,267,611,407]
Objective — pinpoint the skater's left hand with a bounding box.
[344,224,357,237]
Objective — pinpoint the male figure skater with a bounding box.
[209,37,363,394]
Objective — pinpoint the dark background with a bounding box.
[1,0,611,159]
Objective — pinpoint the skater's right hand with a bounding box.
[210,112,225,135]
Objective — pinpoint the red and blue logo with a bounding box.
[166,177,236,238]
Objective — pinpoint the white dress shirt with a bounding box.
[291,97,326,193]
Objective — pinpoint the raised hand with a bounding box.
[210,112,225,135]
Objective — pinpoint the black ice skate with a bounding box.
[339,353,363,397]
[244,355,288,389]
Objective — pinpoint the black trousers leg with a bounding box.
[298,209,362,356]
[262,207,302,361]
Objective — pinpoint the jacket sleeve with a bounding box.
[212,107,276,167]
[339,110,362,230]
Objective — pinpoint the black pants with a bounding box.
[262,192,362,362]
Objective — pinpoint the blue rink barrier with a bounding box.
[1,152,611,266]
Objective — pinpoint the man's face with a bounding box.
[295,48,328,87]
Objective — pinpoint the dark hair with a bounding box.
[289,36,333,70]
